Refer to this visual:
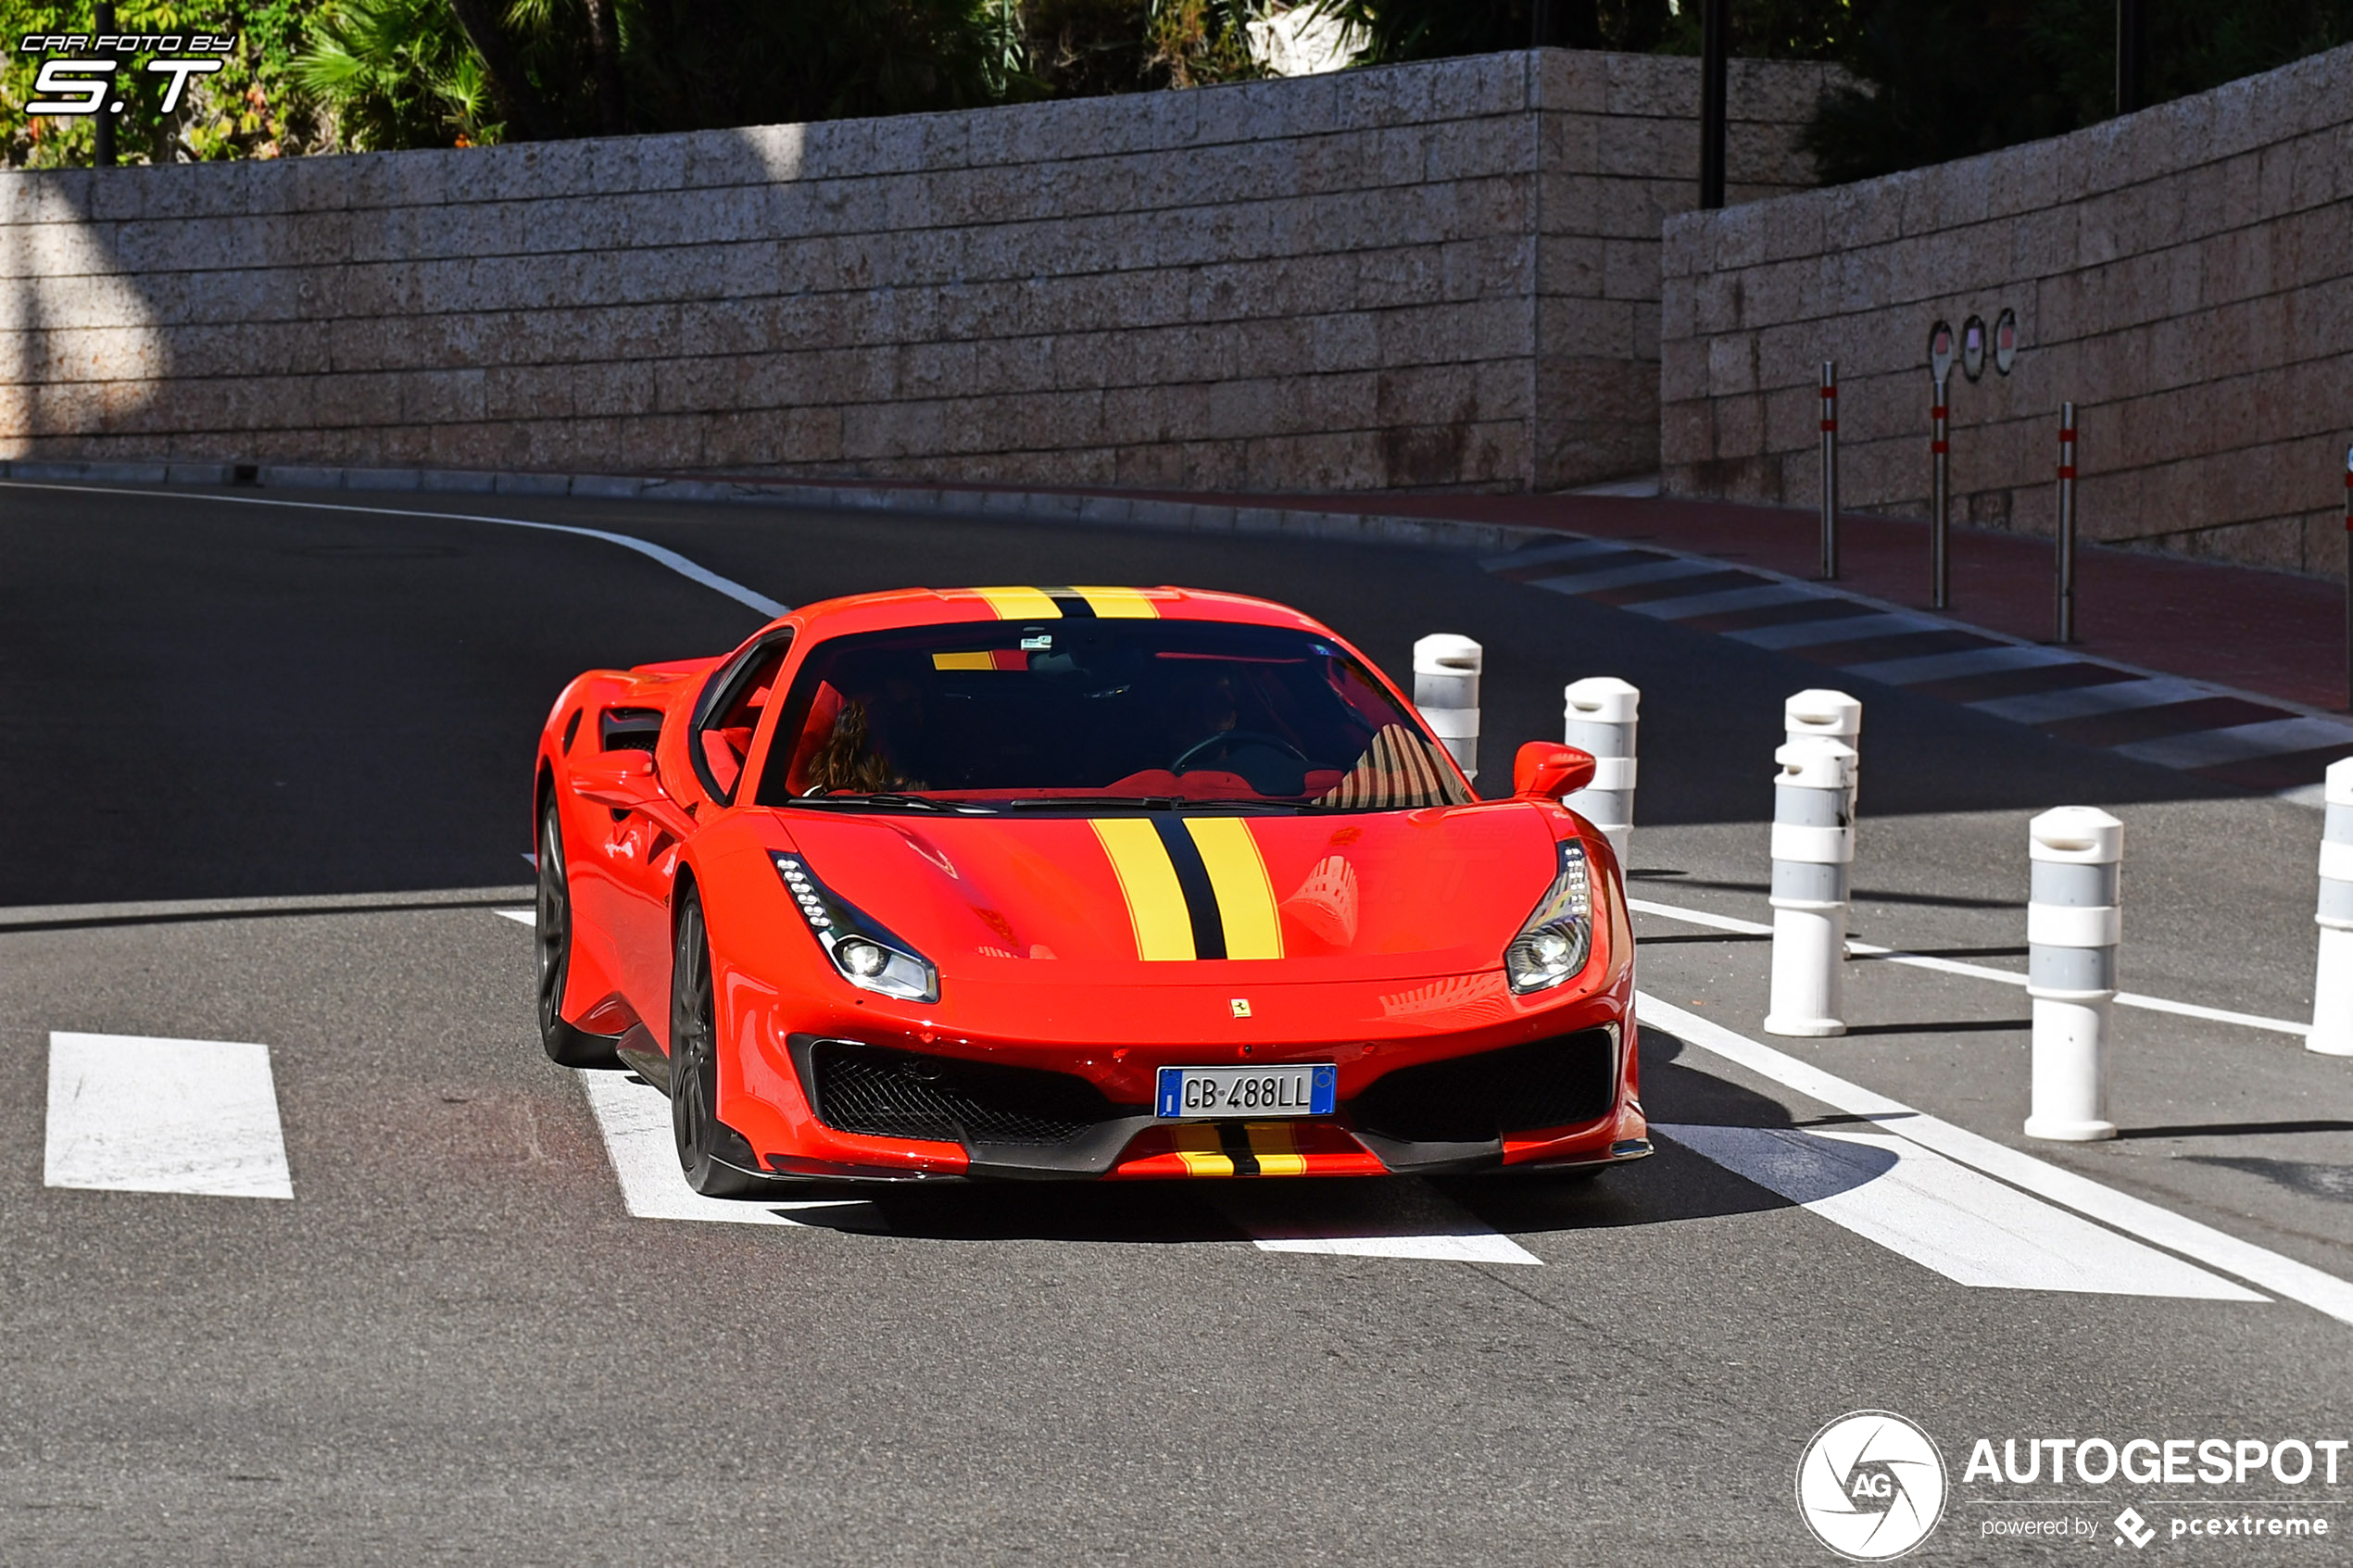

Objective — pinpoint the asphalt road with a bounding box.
[2,479,2347,1566]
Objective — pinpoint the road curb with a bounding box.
[0,458,1553,558]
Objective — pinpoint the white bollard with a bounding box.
[1764,736,1856,1038]
[1786,688,1862,813]
[2310,759,2353,1056]
[1562,677,1640,862]
[1414,634,1482,781]
[2024,807,2122,1141]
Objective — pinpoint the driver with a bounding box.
[795,661,931,795]
[1165,668,1241,765]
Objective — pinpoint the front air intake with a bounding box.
[1347,1027,1617,1145]
[803,1040,1127,1147]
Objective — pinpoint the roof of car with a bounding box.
[780,585,1329,639]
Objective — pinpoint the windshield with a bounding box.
[752,617,1472,812]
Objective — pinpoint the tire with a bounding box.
[536,797,621,1068]
[671,890,766,1197]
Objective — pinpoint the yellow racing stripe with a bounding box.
[1070,586,1160,619]
[1245,1123,1307,1176]
[1173,1123,1235,1176]
[1183,817,1285,960]
[972,586,1061,620]
[1090,819,1196,961]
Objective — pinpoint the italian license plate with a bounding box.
[1155,1063,1337,1119]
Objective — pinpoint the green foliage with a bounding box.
[1020,2,1262,94]
[293,0,487,148]
[1651,0,1853,59]
[1146,0,1262,87]
[1304,1,1681,62]
[616,0,1035,135]
[1806,1,2353,184]
[2,2,335,166]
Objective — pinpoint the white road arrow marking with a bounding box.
[1642,994,2353,1324]
[44,1032,294,1198]
[1658,1123,2259,1299]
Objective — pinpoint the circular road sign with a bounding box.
[1928,320,1954,388]
[1960,315,1988,382]
[1994,308,2019,374]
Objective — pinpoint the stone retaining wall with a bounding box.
[1660,43,2353,578]
[0,49,1829,495]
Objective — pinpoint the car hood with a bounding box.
[772,803,1564,985]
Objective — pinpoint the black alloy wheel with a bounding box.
[671,891,763,1197]
[537,798,620,1068]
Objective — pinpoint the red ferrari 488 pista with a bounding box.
[533,585,1647,1194]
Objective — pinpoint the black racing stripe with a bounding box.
[1218,1122,1261,1176]
[1150,817,1226,960]
[1038,587,1097,619]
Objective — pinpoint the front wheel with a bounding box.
[671,891,766,1197]
[537,798,620,1068]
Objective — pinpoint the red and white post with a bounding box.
[1930,379,1951,608]
[2055,404,2079,645]
[1819,362,1840,580]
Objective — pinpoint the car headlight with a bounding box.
[770,852,939,1004]
[1504,839,1593,994]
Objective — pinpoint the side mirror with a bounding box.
[571,751,662,809]
[1514,741,1595,801]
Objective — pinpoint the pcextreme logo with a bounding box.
[1796,1410,1950,1561]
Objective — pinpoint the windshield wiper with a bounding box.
[788,792,983,813]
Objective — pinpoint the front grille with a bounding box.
[1348,1027,1617,1144]
[805,1040,1126,1147]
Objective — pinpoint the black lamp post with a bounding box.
[93,0,116,167]
[1699,0,1729,209]
[2116,0,2145,115]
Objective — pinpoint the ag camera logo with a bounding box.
[1796,1411,1948,1561]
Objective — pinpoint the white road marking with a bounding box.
[576,1070,863,1226]
[1638,995,2353,1325]
[44,1032,294,1198]
[2113,716,2353,769]
[0,479,788,619]
[1842,644,2077,685]
[1657,1123,2259,1299]
[1970,676,2212,725]
[1529,558,1719,595]
[1729,611,1940,650]
[1626,897,2309,1038]
[1218,1181,1542,1264]
[1624,582,1818,621]
[496,909,535,927]
[1479,538,1630,571]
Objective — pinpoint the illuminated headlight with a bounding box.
[770,853,938,1003]
[1504,839,1593,995]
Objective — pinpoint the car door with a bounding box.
[611,631,795,1050]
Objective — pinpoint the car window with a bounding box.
[691,633,792,804]
[751,619,1469,812]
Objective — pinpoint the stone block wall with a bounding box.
[0,49,1828,494]
[1660,43,2353,578]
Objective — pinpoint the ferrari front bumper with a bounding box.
[769,1023,1643,1181]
